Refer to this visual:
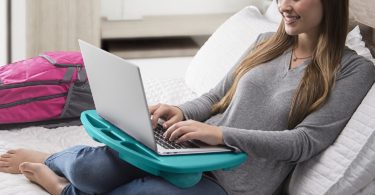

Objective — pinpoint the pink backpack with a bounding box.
[0,52,94,126]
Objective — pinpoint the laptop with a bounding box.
[79,40,232,155]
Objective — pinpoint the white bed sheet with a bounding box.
[0,126,102,194]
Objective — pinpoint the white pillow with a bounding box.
[264,0,282,23]
[288,83,375,195]
[346,26,375,60]
[251,0,274,13]
[184,6,278,95]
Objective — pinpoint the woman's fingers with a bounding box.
[169,126,194,141]
[176,132,200,143]
[149,104,184,129]
[163,120,224,145]
[163,120,195,140]
[149,104,161,128]
[148,104,160,114]
[163,122,179,139]
[163,115,179,129]
[163,112,186,129]
[150,104,171,129]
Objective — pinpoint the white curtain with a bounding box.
[0,0,8,65]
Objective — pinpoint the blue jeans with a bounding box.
[44,145,227,195]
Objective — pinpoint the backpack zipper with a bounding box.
[0,81,67,90]
[0,92,68,109]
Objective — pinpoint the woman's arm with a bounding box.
[178,33,273,122]
[221,55,375,163]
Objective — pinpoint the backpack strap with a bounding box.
[63,67,76,82]
[77,68,87,82]
[39,54,78,82]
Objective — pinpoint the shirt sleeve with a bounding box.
[221,54,375,163]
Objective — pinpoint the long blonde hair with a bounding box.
[212,0,349,129]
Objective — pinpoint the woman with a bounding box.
[1,0,374,194]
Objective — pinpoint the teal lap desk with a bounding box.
[81,110,247,188]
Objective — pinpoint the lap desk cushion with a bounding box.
[184,3,375,194]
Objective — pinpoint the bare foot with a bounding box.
[0,149,50,174]
[20,162,69,195]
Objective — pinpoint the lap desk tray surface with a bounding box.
[81,110,247,188]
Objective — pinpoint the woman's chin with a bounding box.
[284,28,300,36]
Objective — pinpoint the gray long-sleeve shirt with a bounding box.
[178,35,375,194]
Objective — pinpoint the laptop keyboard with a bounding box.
[154,124,188,149]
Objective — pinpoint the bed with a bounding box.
[1,0,375,194]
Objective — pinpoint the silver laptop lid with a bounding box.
[79,40,157,151]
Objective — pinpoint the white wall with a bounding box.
[0,0,8,65]
[102,0,271,20]
[10,0,26,62]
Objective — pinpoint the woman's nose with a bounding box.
[278,0,292,12]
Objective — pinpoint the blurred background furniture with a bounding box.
[9,0,272,62]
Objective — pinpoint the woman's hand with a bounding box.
[163,120,224,146]
[149,103,184,129]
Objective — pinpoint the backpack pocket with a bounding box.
[60,81,95,119]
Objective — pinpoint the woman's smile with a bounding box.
[283,14,301,25]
